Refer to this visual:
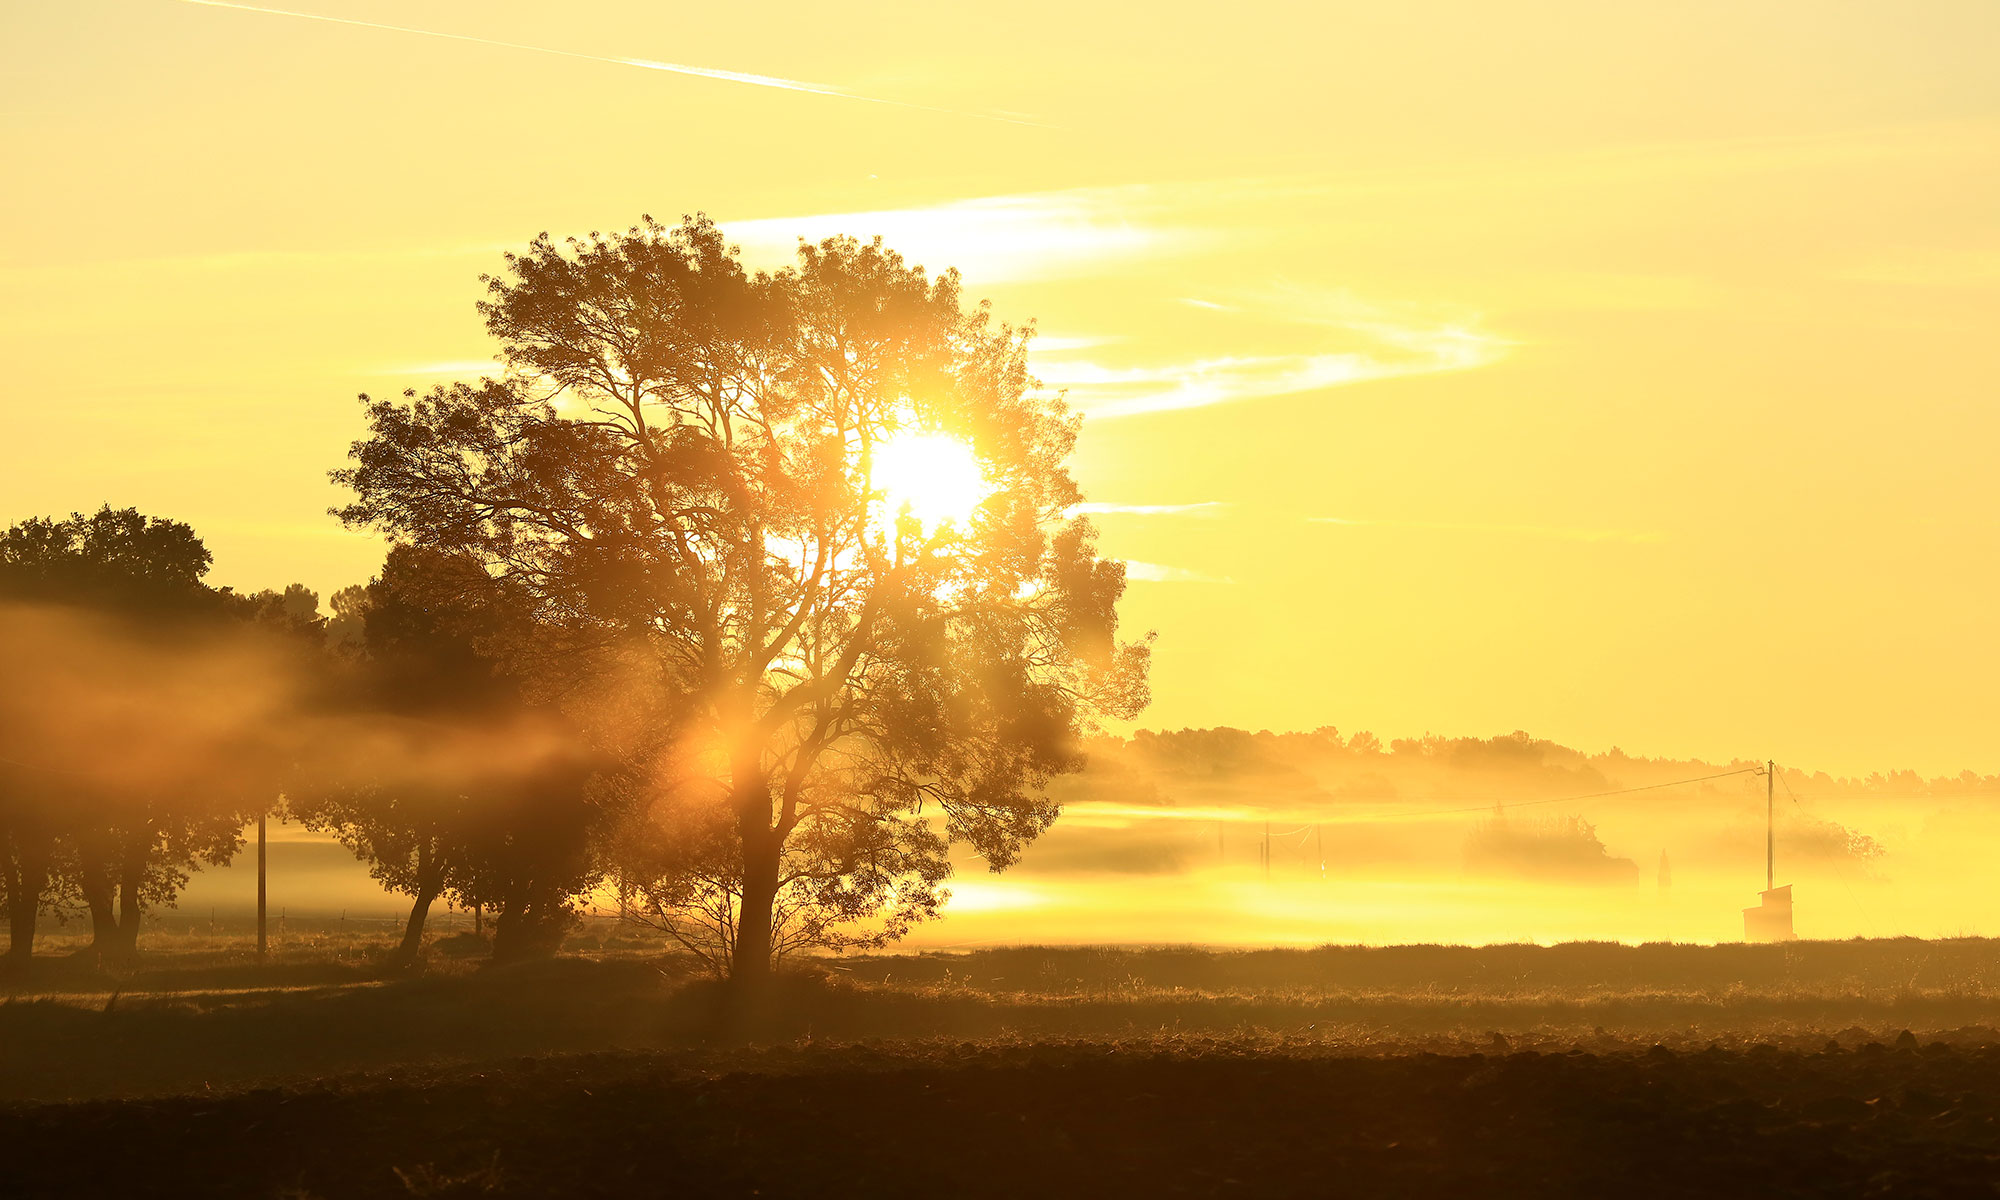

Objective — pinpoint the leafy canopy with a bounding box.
[337,215,1149,965]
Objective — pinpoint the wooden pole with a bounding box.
[1766,760,1774,892]
[256,805,267,963]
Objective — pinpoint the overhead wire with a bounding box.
[0,752,90,778]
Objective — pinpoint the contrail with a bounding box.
[179,1,1041,125]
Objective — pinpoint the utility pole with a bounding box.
[256,804,268,963]
[1766,759,1775,892]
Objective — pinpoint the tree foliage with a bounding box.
[337,216,1149,977]
[289,546,617,964]
[0,506,214,615]
[0,508,282,964]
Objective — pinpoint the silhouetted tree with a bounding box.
[296,781,462,965]
[0,775,58,975]
[446,749,616,964]
[324,583,371,656]
[66,801,244,962]
[237,582,329,641]
[290,546,617,965]
[0,508,303,965]
[337,216,1150,980]
[0,507,214,613]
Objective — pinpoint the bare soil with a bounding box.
[9,1039,2000,1198]
[10,939,2000,1197]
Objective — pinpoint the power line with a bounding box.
[0,751,90,778]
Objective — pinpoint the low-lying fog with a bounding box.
[174,729,1997,948]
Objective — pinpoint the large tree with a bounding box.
[337,216,1150,980]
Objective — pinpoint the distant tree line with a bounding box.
[1070,726,2000,807]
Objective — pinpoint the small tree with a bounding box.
[0,508,313,965]
[445,749,615,963]
[292,779,466,967]
[338,217,1150,980]
[63,799,244,962]
[291,545,616,964]
[1,509,242,963]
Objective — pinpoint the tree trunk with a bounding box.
[80,860,118,962]
[492,900,525,963]
[4,888,34,973]
[114,865,144,960]
[728,746,783,984]
[395,886,437,966]
[393,843,441,967]
[2,828,45,975]
[492,884,569,964]
[731,827,781,984]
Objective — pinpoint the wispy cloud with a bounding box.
[179,1,1036,124]
[1119,559,1233,584]
[1048,344,1498,421]
[1070,502,1228,517]
[1045,286,1509,420]
[724,191,1177,283]
[1311,517,1664,544]
[18,184,1164,281]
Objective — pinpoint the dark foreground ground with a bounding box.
[12,938,2000,1197]
[9,1038,2000,1198]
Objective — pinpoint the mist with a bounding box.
[11,597,1975,951]
[0,599,597,938]
[144,718,2000,950]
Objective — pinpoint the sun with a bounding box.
[872,431,990,529]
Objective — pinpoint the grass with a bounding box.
[14,935,2000,1196]
[9,933,2000,1103]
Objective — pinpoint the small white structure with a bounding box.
[1744,883,1795,942]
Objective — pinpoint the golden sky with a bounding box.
[4,1,1997,776]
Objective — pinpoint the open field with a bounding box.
[11,936,2000,1194]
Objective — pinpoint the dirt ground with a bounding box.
[11,939,2000,1196]
[9,1038,2000,1198]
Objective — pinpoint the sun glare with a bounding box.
[872,431,989,529]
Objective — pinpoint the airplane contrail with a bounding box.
[179,1,1041,125]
